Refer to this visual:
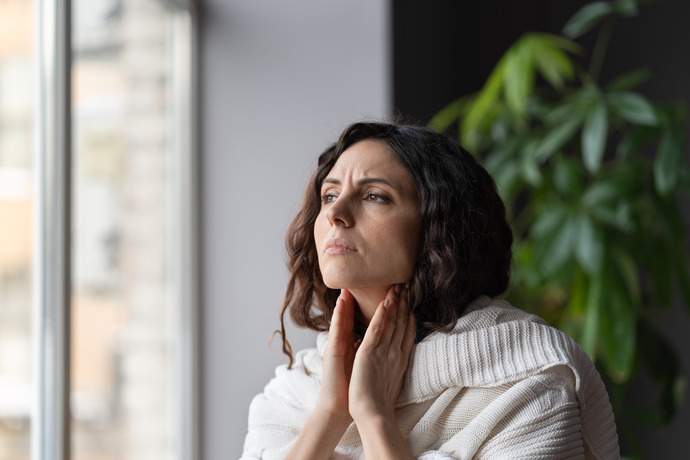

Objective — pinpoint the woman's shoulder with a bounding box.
[401,296,618,458]
[451,295,548,333]
[422,295,569,352]
[402,296,594,400]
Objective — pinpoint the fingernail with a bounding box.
[395,284,401,294]
[384,298,390,309]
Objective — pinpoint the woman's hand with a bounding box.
[349,284,417,459]
[317,289,357,424]
[285,290,357,459]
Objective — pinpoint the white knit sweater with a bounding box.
[241,296,620,459]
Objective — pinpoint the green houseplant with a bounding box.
[430,0,689,455]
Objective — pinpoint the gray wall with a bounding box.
[199,1,390,457]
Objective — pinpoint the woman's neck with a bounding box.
[347,286,390,325]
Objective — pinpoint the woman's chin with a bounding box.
[321,270,408,292]
[322,279,394,293]
[322,278,356,291]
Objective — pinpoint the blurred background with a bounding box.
[0,0,688,459]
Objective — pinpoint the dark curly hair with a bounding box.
[277,121,513,365]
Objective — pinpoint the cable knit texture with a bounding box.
[241,297,620,459]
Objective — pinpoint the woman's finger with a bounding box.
[390,284,410,349]
[317,290,356,421]
[359,288,391,350]
[378,285,399,346]
[328,290,355,357]
[401,311,417,356]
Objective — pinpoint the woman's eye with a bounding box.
[321,193,337,204]
[365,193,388,203]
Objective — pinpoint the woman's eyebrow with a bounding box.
[322,177,394,187]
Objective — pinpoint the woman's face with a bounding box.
[314,139,421,291]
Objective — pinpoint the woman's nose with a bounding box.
[325,194,353,227]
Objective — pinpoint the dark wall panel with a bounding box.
[393,0,550,122]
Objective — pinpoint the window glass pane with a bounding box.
[71,1,179,459]
[0,1,34,459]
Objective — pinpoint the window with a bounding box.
[0,1,198,459]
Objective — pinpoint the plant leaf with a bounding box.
[612,0,639,16]
[653,129,683,195]
[591,205,635,233]
[428,96,471,132]
[462,58,506,150]
[614,249,641,307]
[605,68,651,92]
[568,267,589,316]
[540,212,579,275]
[521,152,543,186]
[575,213,604,276]
[582,181,619,207]
[494,158,522,201]
[582,101,609,173]
[608,91,658,125]
[653,106,687,195]
[599,280,636,382]
[485,136,522,173]
[534,115,583,161]
[563,1,614,39]
[582,176,637,233]
[485,137,527,200]
[546,99,582,125]
[534,32,584,55]
[517,138,543,186]
[553,157,583,196]
[531,204,570,238]
[490,112,512,142]
[580,274,602,358]
[613,202,635,232]
[531,34,576,89]
[504,39,534,116]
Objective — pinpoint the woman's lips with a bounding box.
[324,238,358,254]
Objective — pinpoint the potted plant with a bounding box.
[430,0,688,455]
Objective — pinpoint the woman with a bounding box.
[241,122,619,459]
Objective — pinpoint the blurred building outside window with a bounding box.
[0,1,35,458]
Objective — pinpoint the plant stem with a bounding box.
[589,16,617,84]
